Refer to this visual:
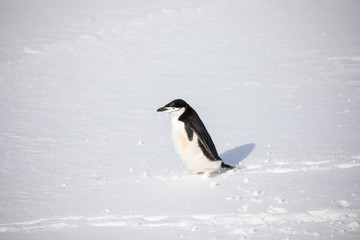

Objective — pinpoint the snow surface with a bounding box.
[1,0,360,239]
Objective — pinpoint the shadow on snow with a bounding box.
[220,143,256,166]
[208,143,255,177]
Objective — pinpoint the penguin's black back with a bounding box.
[178,103,222,161]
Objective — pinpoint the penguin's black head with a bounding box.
[157,99,188,113]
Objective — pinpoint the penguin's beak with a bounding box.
[157,106,168,112]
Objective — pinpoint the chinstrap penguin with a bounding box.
[157,99,233,174]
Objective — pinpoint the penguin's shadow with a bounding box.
[220,143,255,166]
[209,143,255,177]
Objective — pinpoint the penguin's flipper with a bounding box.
[188,125,218,161]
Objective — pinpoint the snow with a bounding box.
[0,0,360,239]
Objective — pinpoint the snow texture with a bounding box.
[1,0,360,239]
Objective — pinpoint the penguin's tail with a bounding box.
[221,162,234,169]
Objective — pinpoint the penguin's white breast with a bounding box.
[170,118,199,155]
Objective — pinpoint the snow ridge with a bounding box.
[1,209,359,237]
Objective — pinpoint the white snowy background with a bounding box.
[1,0,359,239]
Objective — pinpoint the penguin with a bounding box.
[157,99,233,174]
